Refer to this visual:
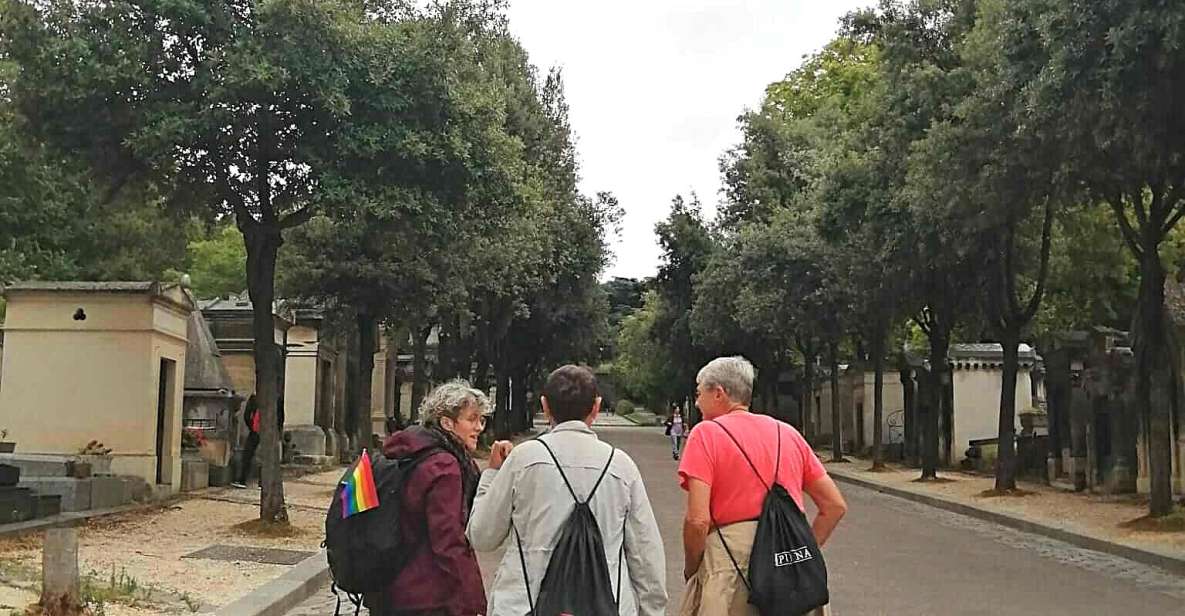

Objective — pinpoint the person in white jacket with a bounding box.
[466,365,668,616]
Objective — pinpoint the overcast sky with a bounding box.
[504,0,873,281]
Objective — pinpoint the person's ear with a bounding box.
[541,396,554,423]
[587,396,602,426]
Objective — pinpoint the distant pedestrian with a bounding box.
[678,356,846,616]
[233,394,284,489]
[232,395,259,489]
[369,380,489,616]
[665,405,686,460]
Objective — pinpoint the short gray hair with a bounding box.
[419,380,491,429]
[697,356,755,404]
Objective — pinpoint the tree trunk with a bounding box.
[343,325,360,447]
[799,347,815,441]
[355,313,377,453]
[438,312,464,380]
[1135,248,1175,516]
[243,223,287,523]
[391,326,405,428]
[901,360,918,466]
[472,360,491,390]
[410,325,431,421]
[922,330,950,480]
[872,324,886,470]
[994,327,1021,491]
[494,354,512,439]
[829,344,846,462]
[511,369,529,432]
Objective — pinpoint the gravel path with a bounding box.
[0,468,344,614]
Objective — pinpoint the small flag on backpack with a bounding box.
[340,449,380,518]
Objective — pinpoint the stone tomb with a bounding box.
[0,281,195,492]
[0,462,63,523]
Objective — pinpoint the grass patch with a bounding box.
[1119,509,1185,533]
[74,566,169,615]
[0,556,40,585]
[232,518,306,539]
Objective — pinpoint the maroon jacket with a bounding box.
[381,428,486,616]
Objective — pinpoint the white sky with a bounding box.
[505,0,874,281]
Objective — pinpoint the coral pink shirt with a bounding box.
[678,411,827,526]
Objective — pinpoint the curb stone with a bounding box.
[828,468,1185,577]
[214,549,330,616]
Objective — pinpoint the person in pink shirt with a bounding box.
[677,356,847,616]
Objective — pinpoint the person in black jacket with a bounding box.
[233,394,284,488]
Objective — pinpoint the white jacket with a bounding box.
[466,421,668,616]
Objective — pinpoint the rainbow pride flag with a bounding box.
[340,450,380,518]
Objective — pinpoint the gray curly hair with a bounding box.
[419,379,491,429]
[697,356,755,405]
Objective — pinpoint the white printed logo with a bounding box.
[774,547,814,567]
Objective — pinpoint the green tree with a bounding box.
[846,0,982,480]
[614,291,681,410]
[176,224,248,300]
[652,195,716,421]
[2,0,514,522]
[903,0,1067,490]
[603,277,646,329]
[986,0,1185,516]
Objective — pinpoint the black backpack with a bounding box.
[711,420,829,616]
[324,447,439,614]
[513,438,626,616]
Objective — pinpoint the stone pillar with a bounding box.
[41,528,80,611]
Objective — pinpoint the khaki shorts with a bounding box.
[680,521,830,616]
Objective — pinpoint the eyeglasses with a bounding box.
[444,414,488,430]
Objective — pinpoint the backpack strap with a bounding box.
[615,516,627,607]
[709,419,773,492]
[587,446,617,504]
[714,525,753,593]
[533,437,580,503]
[706,419,785,595]
[534,437,617,505]
[512,520,535,615]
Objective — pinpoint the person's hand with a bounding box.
[488,440,514,470]
[683,563,699,582]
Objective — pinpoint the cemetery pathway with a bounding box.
[287,426,1185,615]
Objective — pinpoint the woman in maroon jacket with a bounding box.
[375,380,490,616]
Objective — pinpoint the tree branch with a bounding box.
[1108,193,1144,259]
[1164,203,1185,237]
[279,206,317,229]
[914,309,933,335]
[1022,197,1056,322]
[1161,174,1185,235]
[1131,185,1149,230]
[1149,178,1168,225]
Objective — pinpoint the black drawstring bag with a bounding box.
[712,420,829,616]
[514,438,625,616]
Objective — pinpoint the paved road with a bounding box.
[289,426,1185,615]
